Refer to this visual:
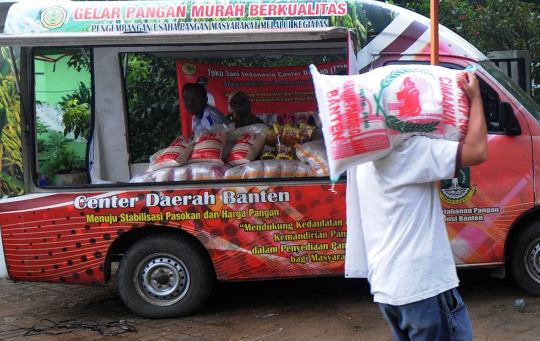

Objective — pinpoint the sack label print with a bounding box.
[328,79,389,160]
[310,64,471,181]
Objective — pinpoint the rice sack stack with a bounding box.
[310,64,471,182]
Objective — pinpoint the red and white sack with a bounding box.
[223,123,268,163]
[310,64,471,181]
[226,132,266,166]
[188,126,228,164]
[227,123,268,141]
[147,136,193,172]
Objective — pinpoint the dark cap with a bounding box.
[197,76,208,83]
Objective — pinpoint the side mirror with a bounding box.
[499,101,521,136]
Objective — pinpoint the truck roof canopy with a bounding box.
[0,27,349,48]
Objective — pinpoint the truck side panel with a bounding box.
[442,65,535,266]
[0,184,347,284]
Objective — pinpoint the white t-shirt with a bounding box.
[348,136,460,306]
[207,93,216,107]
[192,105,230,133]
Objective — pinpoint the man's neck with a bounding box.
[194,107,206,119]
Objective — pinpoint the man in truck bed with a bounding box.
[182,82,230,133]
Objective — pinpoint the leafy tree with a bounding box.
[61,99,91,141]
[38,131,86,183]
[59,82,91,141]
[125,55,181,163]
[386,0,540,97]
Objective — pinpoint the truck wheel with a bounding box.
[117,234,215,318]
[510,223,540,296]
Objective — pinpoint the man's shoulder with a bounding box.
[205,105,231,124]
[206,105,226,116]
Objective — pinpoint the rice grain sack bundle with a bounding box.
[188,162,231,180]
[224,160,264,179]
[310,64,472,182]
[187,126,228,164]
[147,136,193,172]
[263,159,283,178]
[171,165,189,181]
[296,140,329,177]
[130,168,171,183]
[226,132,266,166]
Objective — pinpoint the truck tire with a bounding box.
[117,233,215,318]
[509,223,540,296]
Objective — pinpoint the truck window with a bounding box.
[480,60,540,123]
[121,50,345,184]
[34,47,91,186]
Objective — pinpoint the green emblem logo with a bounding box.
[440,168,476,204]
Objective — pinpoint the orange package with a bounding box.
[276,125,300,160]
[260,127,278,160]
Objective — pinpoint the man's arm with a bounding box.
[208,106,231,125]
[460,71,488,167]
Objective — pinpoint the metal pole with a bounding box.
[430,0,439,65]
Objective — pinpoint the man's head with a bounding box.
[182,83,208,118]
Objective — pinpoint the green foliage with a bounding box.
[386,0,540,97]
[45,148,86,177]
[38,131,86,183]
[62,99,90,141]
[59,81,91,107]
[59,82,91,141]
[0,60,23,196]
[36,121,48,134]
[125,54,181,163]
[66,48,90,73]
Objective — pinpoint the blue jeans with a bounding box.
[378,288,473,341]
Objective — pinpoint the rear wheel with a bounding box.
[117,234,215,318]
[509,223,540,296]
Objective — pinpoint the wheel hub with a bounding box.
[528,243,540,275]
[134,254,190,307]
[156,273,170,285]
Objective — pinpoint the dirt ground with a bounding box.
[1,268,540,341]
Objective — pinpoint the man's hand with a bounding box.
[460,71,488,167]
[460,71,482,103]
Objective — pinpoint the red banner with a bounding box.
[176,61,347,136]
